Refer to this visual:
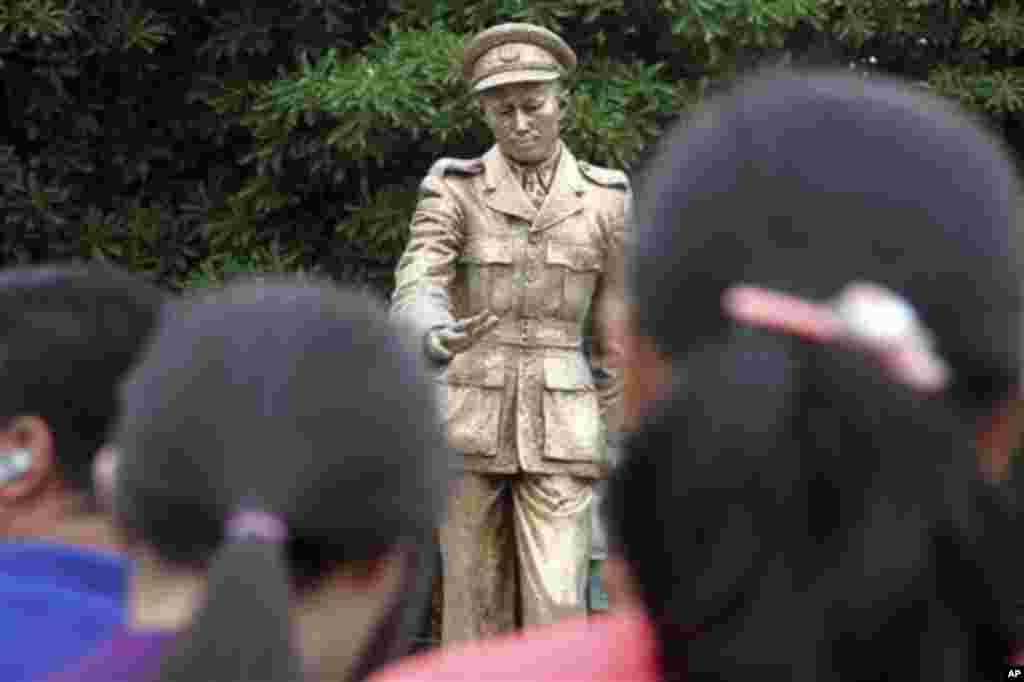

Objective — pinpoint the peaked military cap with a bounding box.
[462,23,577,94]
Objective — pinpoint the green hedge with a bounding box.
[0,0,1020,294]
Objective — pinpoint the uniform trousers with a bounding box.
[440,471,593,643]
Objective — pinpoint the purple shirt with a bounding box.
[46,628,174,682]
[0,542,127,681]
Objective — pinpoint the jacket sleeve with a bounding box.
[589,187,632,434]
[390,175,465,345]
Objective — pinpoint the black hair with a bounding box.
[111,279,454,682]
[0,263,166,498]
[630,71,1020,417]
[608,71,1024,680]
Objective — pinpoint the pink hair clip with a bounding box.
[225,509,288,544]
[722,282,950,393]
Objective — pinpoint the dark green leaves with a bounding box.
[0,0,1018,295]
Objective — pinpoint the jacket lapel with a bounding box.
[531,144,586,234]
[482,146,538,224]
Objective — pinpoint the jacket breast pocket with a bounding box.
[439,348,506,457]
[541,355,605,463]
[547,241,604,318]
[460,239,517,314]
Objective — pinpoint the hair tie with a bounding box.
[722,282,950,393]
[225,509,288,544]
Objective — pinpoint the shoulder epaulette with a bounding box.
[578,162,630,191]
[428,157,485,178]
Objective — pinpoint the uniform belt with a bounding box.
[487,318,583,349]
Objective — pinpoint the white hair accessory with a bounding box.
[723,282,950,393]
[0,449,32,484]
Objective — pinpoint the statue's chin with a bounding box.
[501,142,557,165]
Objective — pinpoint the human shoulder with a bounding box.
[427,157,485,179]
[418,157,484,200]
[43,629,173,682]
[577,161,630,192]
[366,613,657,682]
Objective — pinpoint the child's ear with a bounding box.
[0,415,56,504]
[976,393,1024,483]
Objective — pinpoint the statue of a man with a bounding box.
[390,22,630,644]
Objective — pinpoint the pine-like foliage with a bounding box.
[0,0,1020,292]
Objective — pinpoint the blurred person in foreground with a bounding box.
[369,70,1024,681]
[52,280,453,682]
[605,70,1024,680]
[0,264,165,682]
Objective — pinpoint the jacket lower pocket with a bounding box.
[541,356,604,463]
[442,383,504,456]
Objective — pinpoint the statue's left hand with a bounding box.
[427,310,501,361]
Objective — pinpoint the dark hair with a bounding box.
[111,279,454,682]
[630,71,1020,417]
[608,71,1023,680]
[0,263,166,498]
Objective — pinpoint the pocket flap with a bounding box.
[460,239,515,265]
[441,348,507,387]
[546,241,603,272]
[543,355,595,391]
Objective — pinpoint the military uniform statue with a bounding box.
[390,23,630,644]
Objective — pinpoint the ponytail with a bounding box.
[611,330,804,646]
[347,540,438,681]
[613,325,994,681]
[156,512,301,682]
[108,283,451,682]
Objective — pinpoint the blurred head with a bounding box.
[112,280,453,682]
[621,71,1021,429]
[607,71,1023,680]
[0,263,165,543]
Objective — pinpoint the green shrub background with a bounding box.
[1,0,1021,295]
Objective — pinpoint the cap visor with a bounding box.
[474,70,561,93]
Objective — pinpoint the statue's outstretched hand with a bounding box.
[426,310,501,361]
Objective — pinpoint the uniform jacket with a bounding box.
[391,143,629,479]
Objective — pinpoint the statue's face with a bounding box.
[480,81,562,164]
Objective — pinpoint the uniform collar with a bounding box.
[503,144,562,192]
[482,142,586,229]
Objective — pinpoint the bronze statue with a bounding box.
[390,22,630,644]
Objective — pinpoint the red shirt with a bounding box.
[368,609,660,682]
